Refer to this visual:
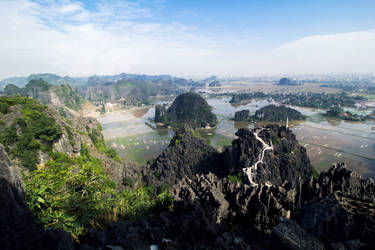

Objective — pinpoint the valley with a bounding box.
[1,74,375,249]
[89,81,375,179]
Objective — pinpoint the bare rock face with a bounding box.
[0,144,74,250]
[142,128,218,190]
[270,218,325,250]
[223,125,313,186]
[299,163,375,249]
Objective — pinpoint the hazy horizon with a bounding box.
[1,0,374,79]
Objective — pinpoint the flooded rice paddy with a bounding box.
[97,96,375,179]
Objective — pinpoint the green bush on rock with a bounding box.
[0,96,62,170]
[23,145,173,242]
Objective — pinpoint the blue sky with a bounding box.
[0,0,374,78]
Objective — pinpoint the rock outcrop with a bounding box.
[2,110,375,249]
[270,218,325,250]
[234,105,305,122]
[299,163,375,248]
[83,126,375,249]
[143,128,219,190]
[277,77,300,86]
[0,144,74,250]
[4,79,83,110]
[154,92,218,128]
[223,125,312,186]
[234,109,250,121]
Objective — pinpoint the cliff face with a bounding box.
[218,125,312,187]
[82,126,375,249]
[1,99,374,249]
[155,92,218,128]
[4,79,83,111]
[142,128,219,189]
[0,145,74,250]
[52,107,139,189]
[84,79,176,106]
[0,96,138,190]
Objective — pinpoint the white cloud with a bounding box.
[272,30,375,74]
[0,0,374,79]
[0,0,222,79]
[60,4,82,14]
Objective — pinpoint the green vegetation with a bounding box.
[3,79,84,111]
[0,96,62,170]
[89,124,122,162]
[272,135,281,145]
[155,92,217,128]
[324,106,365,121]
[65,126,75,146]
[312,167,320,180]
[53,84,85,110]
[230,92,367,108]
[85,79,176,106]
[228,172,243,183]
[23,146,173,241]
[252,105,305,122]
[234,105,305,122]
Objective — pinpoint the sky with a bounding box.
[0,0,374,79]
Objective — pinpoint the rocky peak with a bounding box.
[143,127,218,190]
[318,162,375,200]
[223,125,312,186]
[154,92,218,128]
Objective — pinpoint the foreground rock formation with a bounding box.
[0,145,74,250]
[1,121,374,249]
[82,125,375,249]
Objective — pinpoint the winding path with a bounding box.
[242,128,273,186]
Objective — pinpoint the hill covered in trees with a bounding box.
[155,92,217,128]
[234,105,305,122]
[3,79,84,110]
[277,77,300,86]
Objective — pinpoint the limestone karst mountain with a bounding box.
[1,97,374,249]
[155,92,218,128]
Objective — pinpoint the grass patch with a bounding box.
[89,124,121,162]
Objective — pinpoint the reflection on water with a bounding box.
[98,97,375,178]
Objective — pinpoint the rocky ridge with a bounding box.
[0,96,138,190]
[1,108,374,249]
[4,79,84,110]
[81,125,375,249]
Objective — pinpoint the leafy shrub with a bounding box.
[89,124,121,162]
[312,167,320,180]
[228,172,243,183]
[23,146,173,241]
